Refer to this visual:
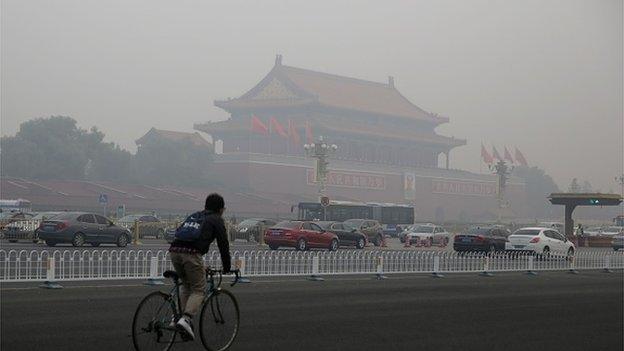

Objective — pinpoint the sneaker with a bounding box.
[176,316,195,340]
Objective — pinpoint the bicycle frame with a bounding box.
[157,269,240,331]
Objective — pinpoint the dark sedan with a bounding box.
[453,226,510,252]
[37,212,132,247]
[232,218,277,242]
[317,221,367,249]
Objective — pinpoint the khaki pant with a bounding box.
[170,252,207,317]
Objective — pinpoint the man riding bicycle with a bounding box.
[169,193,232,340]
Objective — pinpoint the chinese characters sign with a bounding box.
[306,169,386,190]
[432,179,496,197]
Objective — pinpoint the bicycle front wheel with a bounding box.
[132,291,177,351]
[199,289,240,351]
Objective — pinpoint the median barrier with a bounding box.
[0,249,622,283]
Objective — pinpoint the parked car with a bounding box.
[538,222,565,233]
[382,224,408,238]
[117,214,167,239]
[453,226,510,252]
[316,221,367,249]
[612,234,624,251]
[264,220,339,251]
[583,226,603,236]
[36,212,132,247]
[232,218,277,242]
[2,212,36,242]
[405,224,450,246]
[343,219,384,246]
[0,211,34,226]
[165,227,176,244]
[505,227,575,258]
[399,224,432,243]
[600,226,624,236]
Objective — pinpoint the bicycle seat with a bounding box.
[163,270,179,280]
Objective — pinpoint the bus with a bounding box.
[0,199,32,214]
[297,201,414,236]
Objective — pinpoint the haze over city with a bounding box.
[2,0,622,191]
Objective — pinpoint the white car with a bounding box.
[405,224,450,246]
[505,227,575,258]
[583,226,603,236]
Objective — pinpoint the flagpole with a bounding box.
[268,117,272,155]
[248,114,252,154]
[286,120,291,156]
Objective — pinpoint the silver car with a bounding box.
[37,212,131,247]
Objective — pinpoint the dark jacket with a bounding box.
[170,211,231,272]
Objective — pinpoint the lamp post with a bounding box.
[492,160,513,223]
[616,174,624,212]
[304,136,338,200]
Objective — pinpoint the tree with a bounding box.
[513,166,560,220]
[0,116,134,181]
[581,180,593,193]
[568,178,581,193]
[134,137,214,187]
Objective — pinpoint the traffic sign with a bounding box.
[320,196,330,207]
[98,194,108,205]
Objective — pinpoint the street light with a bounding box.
[492,160,514,223]
[304,136,338,199]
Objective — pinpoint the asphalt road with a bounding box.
[1,271,622,351]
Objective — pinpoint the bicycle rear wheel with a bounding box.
[199,289,240,351]
[132,291,177,351]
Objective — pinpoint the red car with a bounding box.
[264,221,339,251]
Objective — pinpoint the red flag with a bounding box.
[514,147,528,166]
[492,146,503,161]
[481,143,494,164]
[250,115,268,135]
[289,120,301,146]
[305,121,313,143]
[504,147,514,164]
[270,117,288,138]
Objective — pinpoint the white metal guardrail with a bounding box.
[1,249,622,283]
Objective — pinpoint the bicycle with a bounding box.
[132,267,242,351]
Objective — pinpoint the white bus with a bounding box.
[0,199,33,214]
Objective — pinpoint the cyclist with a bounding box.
[168,193,232,340]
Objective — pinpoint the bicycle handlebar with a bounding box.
[205,268,241,287]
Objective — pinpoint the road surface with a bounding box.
[1,271,622,351]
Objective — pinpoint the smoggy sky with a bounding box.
[1,0,622,191]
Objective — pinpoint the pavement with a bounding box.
[1,271,622,351]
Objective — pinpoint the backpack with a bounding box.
[174,211,208,242]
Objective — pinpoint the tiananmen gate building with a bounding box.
[195,56,527,221]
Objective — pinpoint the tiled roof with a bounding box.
[279,65,443,123]
[195,118,464,148]
[215,61,447,124]
[136,128,212,148]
